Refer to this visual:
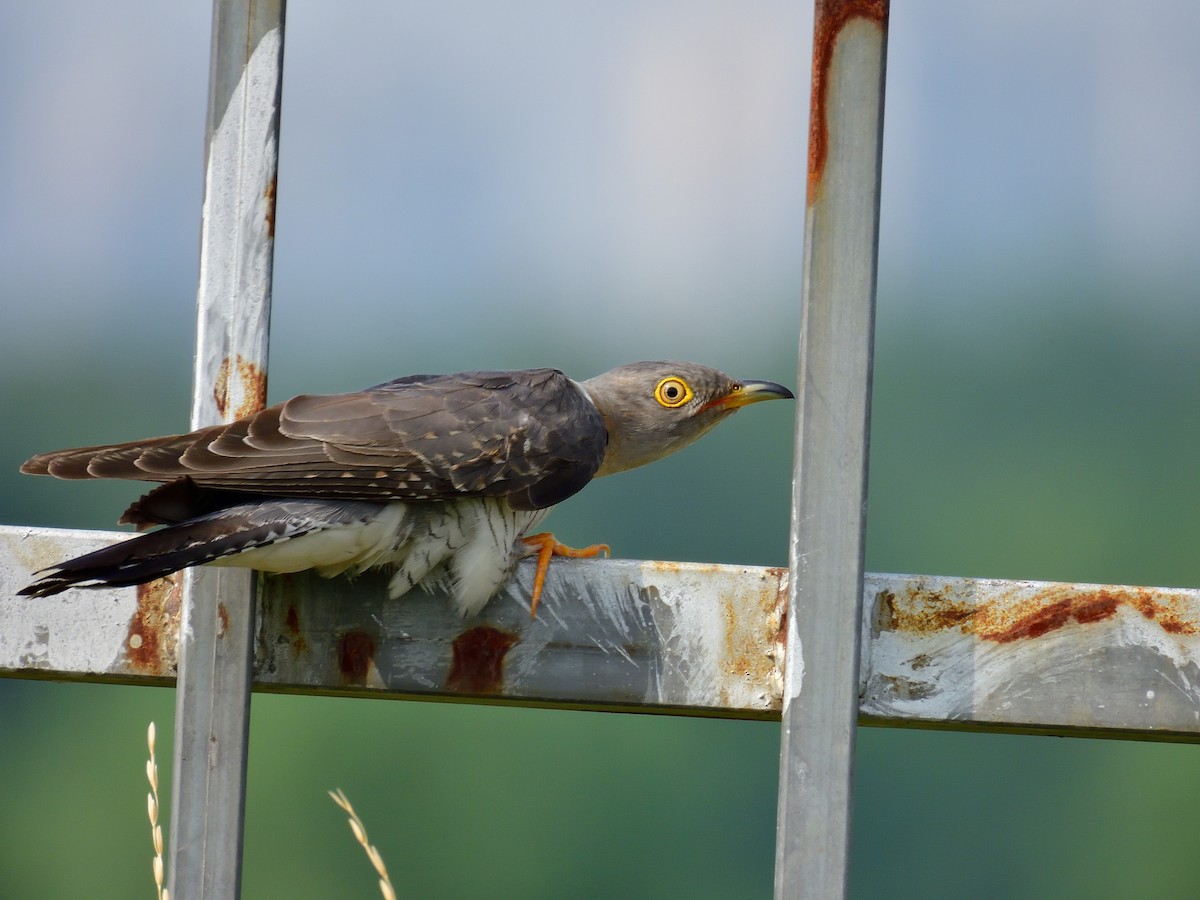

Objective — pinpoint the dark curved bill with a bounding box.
[717,379,795,410]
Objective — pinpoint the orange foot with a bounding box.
[520,533,610,619]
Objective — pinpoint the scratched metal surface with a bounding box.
[775,2,890,897]
[4,524,1199,738]
[0,527,180,683]
[257,557,786,715]
[861,573,1200,738]
[0,525,786,717]
[169,5,285,898]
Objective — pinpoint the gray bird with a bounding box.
[19,361,793,616]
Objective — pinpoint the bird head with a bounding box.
[580,361,794,477]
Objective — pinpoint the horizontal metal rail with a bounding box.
[5,525,1198,739]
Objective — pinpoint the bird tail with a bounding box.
[19,499,386,598]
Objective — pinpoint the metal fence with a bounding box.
[3,2,1198,898]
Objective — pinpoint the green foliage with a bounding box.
[2,288,1198,898]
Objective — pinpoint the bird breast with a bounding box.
[217,498,549,618]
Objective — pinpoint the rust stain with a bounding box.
[877,673,933,702]
[878,589,972,634]
[773,598,788,671]
[989,599,1075,643]
[337,630,376,685]
[212,354,267,421]
[446,625,518,694]
[1126,591,1196,635]
[284,603,308,654]
[127,574,182,674]
[264,176,278,238]
[773,598,788,646]
[878,583,1198,644]
[1070,593,1120,625]
[721,596,742,694]
[807,0,889,204]
[212,357,231,419]
[216,601,230,638]
[644,559,730,578]
[649,560,685,576]
[719,571,789,707]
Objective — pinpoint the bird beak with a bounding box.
[704,379,795,412]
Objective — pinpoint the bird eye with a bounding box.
[654,377,694,409]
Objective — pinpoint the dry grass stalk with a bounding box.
[146,722,169,900]
[329,788,397,900]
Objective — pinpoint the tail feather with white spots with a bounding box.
[19,499,391,598]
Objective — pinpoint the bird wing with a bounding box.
[21,369,608,511]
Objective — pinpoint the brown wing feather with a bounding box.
[21,369,608,511]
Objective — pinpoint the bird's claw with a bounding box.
[520,533,610,619]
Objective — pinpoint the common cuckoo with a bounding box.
[19,361,793,616]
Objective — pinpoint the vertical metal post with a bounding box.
[168,2,285,898]
[775,1,888,897]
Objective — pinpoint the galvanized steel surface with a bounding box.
[861,573,1200,738]
[256,558,786,714]
[8,525,1198,741]
[169,2,285,898]
[775,2,889,897]
[0,527,785,715]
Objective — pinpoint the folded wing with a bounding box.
[21,368,608,512]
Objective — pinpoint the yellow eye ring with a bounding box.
[654,376,694,409]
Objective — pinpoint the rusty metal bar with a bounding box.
[859,573,1200,738]
[8,526,1200,740]
[169,2,285,898]
[254,557,786,714]
[775,1,889,897]
[1,527,785,716]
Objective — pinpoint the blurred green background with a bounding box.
[2,2,1198,898]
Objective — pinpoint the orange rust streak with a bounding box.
[212,357,233,420]
[128,574,182,674]
[284,603,308,654]
[807,0,889,204]
[645,560,729,578]
[520,533,610,619]
[213,353,268,422]
[990,599,1074,643]
[719,575,787,705]
[446,625,518,693]
[264,176,278,238]
[881,584,1198,644]
[878,589,972,634]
